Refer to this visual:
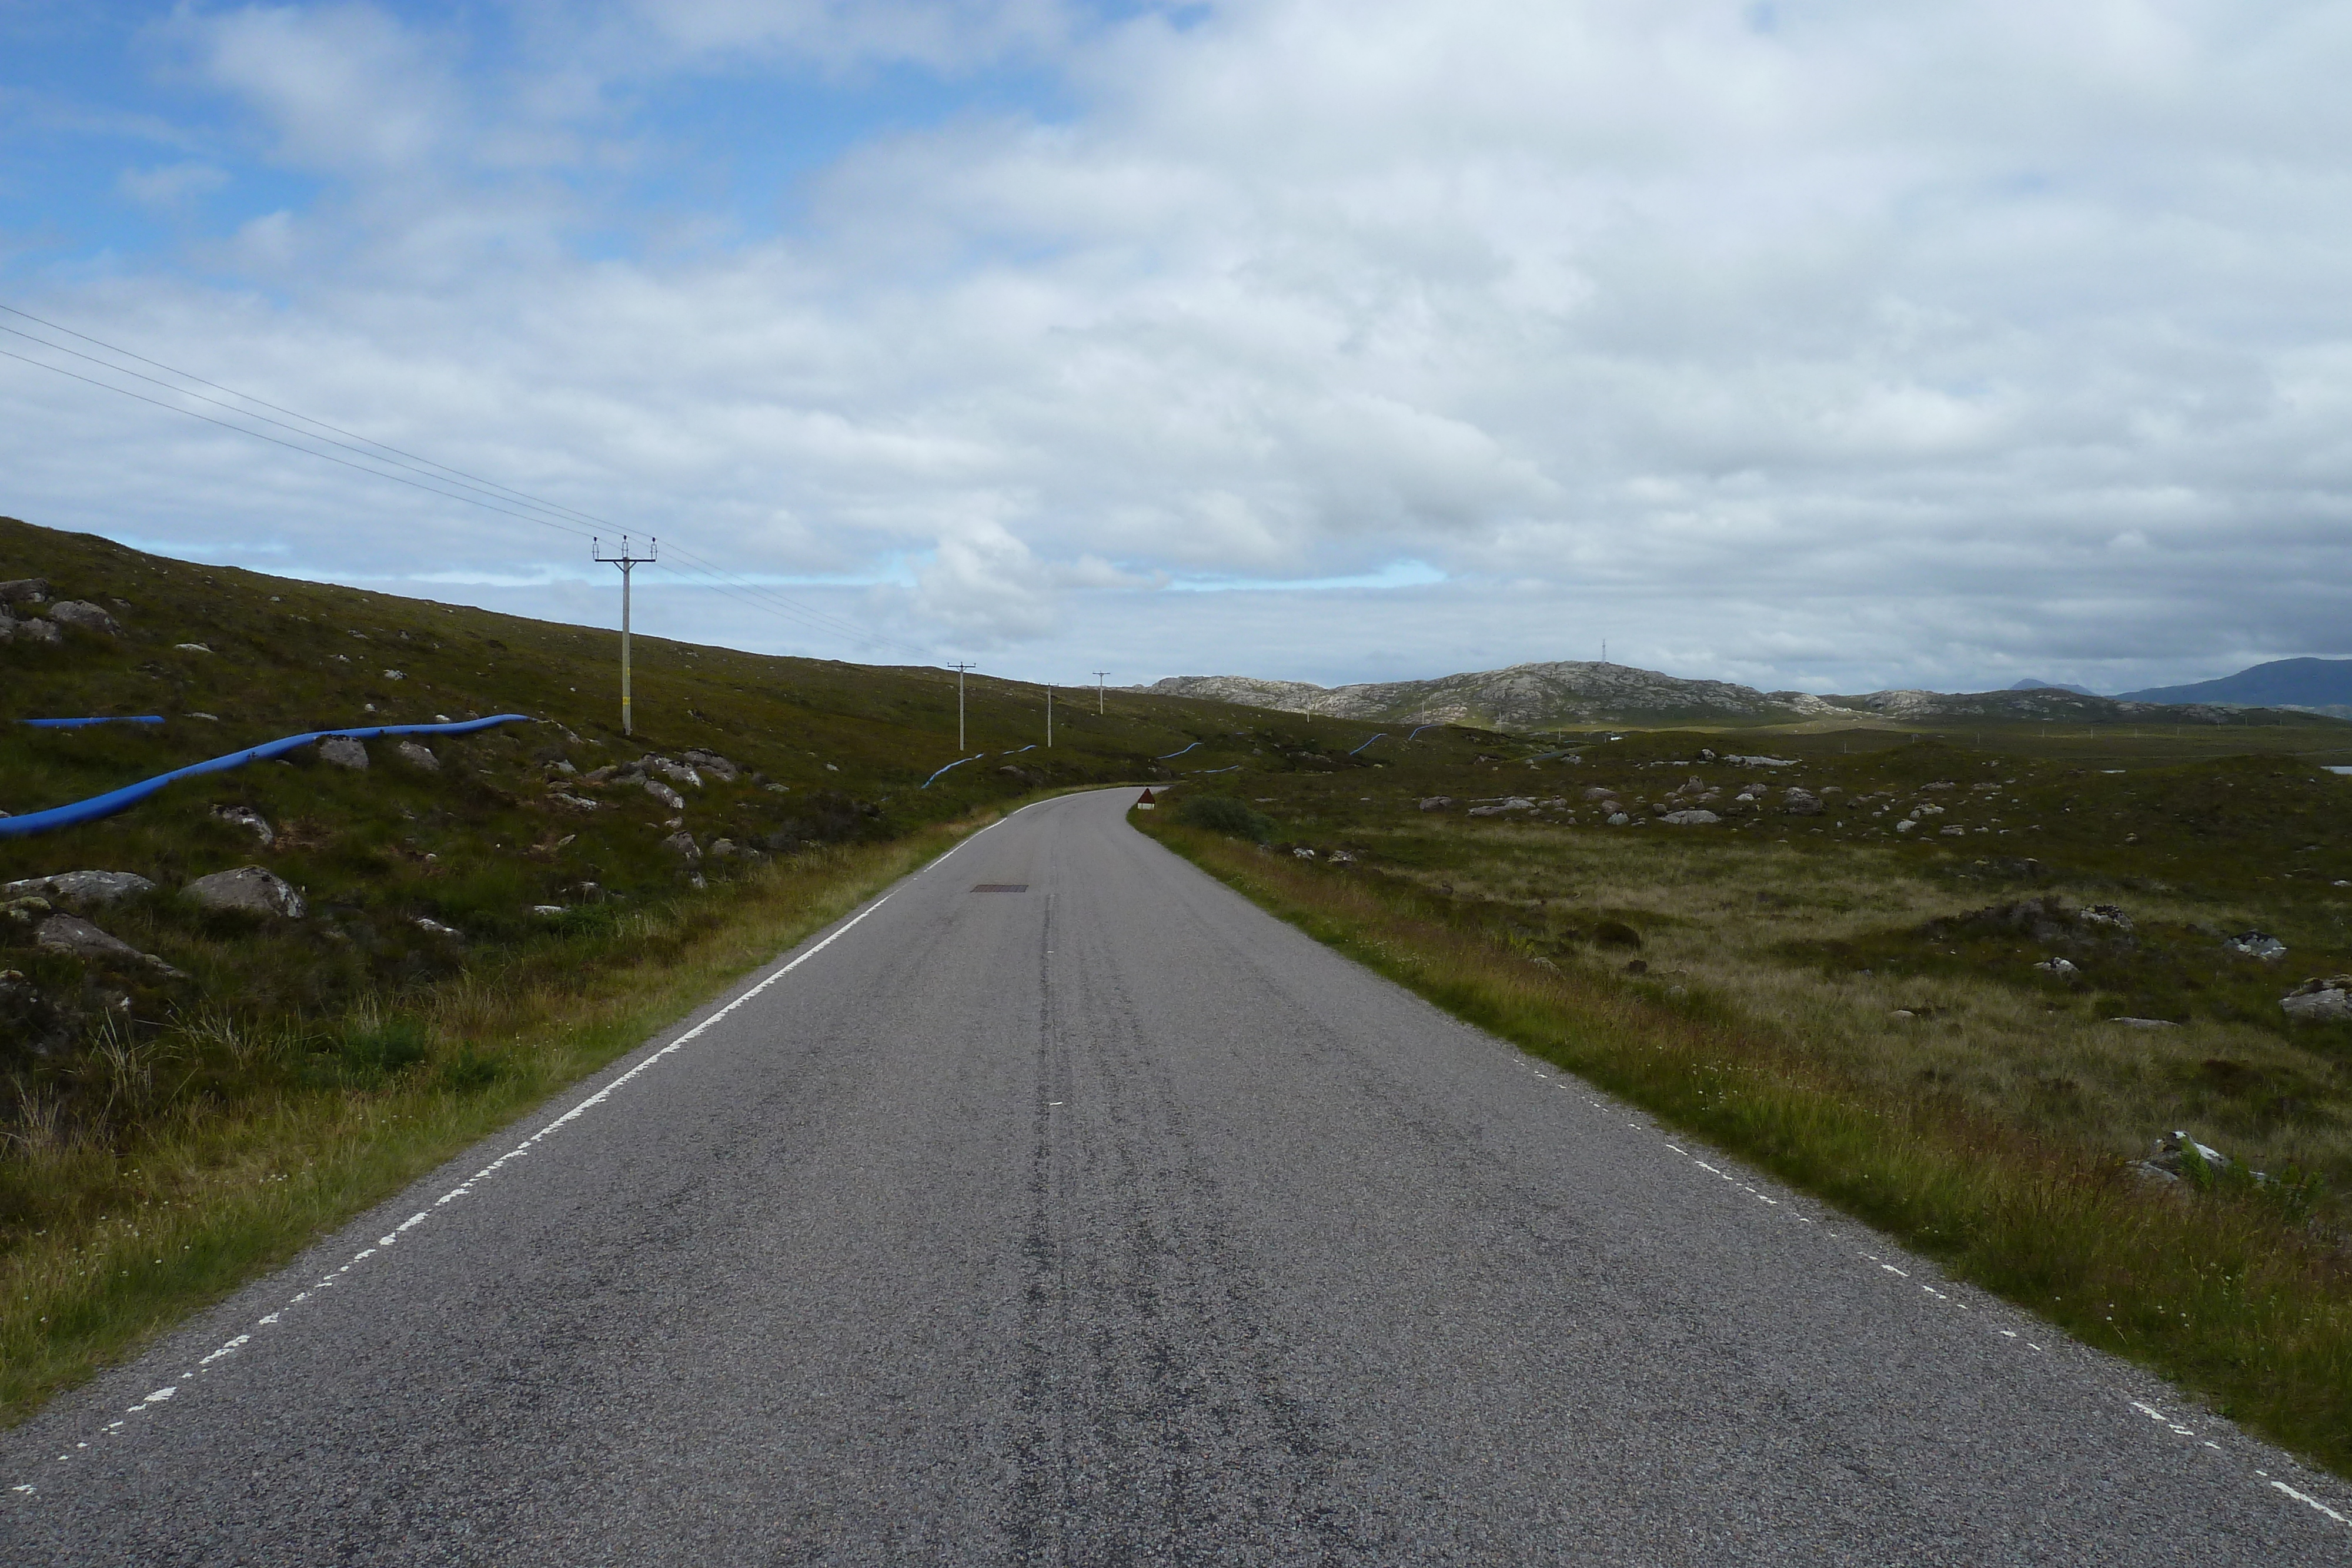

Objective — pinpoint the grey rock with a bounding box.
[1,870,158,907]
[2081,904,2134,932]
[648,757,703,789]
[2281,975,2352,1022]
[212,805,275,846]
[183,866,306,919]
[0,577,51,606]
[1419,796,1454,811]
[36,914,181,975]
[707,838,743,860]
[1581,787,1618,802]
[548,792,602,812]
[316,735,369,770]
[1780,790,1824,817]
[1292,847,1317,859]
[643,779,687,811]
[46,600,122,636]
[1659,809,1721,825]
[660,830,701,862]
[2034,957,2079,975]
[1606,811,1632,827]
[1,616,61,646]
[2108,1017,2179,1028]
[2225,930,2286,960]
[683,750,740,782]
[413,917,462,938]
[394,740,440,772]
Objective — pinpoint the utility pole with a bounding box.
[592,535,656,738]
[1094,670,1108,716]
[1045,686,1053,748]
[948,662,976,750]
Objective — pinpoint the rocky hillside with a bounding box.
[1142,662,1840,728]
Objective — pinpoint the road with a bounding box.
[4,787,2346,1564]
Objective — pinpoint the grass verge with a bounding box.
[1,808,996,1427]
[1142,814,2352,1480]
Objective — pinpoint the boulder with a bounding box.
[1582,787,1618,803]
[1,870,158,907]
[682,750,740,782]
[36,914,181,975]
[547,791,602,812]
[707,837,744,860]
[2033,957,2079,975]
[2281,975,2352,1022]
[211,805,275,846]
[0,577,51,606]
[183,866,306,919]
[1780,790,1824,817]
[1659,809,1721,825]
[316,735,368,770]
[648,757,703,788]
[46,600,122,636]
[2080,904,2134,932]
[394,740,439,772]
[1419,796,1454,811]
[1606,811,1632,827]
[660,830,701,862]
[643,779,687,811]
[2226,931,2286,960]
[0,617,61,647]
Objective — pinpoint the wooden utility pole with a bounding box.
[948,663,977,750]
[592,536,656,737]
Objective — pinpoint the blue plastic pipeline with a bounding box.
[1189,764,1242,775]
[1348,733,1388,755]
[1002,744,1036,755]
[0,715,532,840]
[1157,740,1202,760]
[921,754,984,789]
[19,716,166,728]
[1406,724,1442,740]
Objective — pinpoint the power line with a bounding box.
[0,305,956,663]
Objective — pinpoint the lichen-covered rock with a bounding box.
[643,779,686,811]
[2281,975,2352,1022]
[0,577,51,606]
[1659,809,1722,825]
[648,757,703,789]
[46,600,122,636]
[316,735,368,770]
[0,616,61,646]
[183,866,306,919]
[660,830,701,862]
[1,871,158,907]
[394,740,439,771]
[36,914,181,975]
[1780,789,1824,817]
[211,805,275,845]
[682,749,739,782]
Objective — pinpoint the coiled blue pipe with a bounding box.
[0,715,532,840]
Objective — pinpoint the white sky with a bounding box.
[4,1,2348,695]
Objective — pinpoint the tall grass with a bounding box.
[1147,818,2352,1479]
[0,816,990,1426]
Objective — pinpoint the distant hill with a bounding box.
[1141,663,1842,728]
[2010,678,2096,695]
[2114,658,2352,716]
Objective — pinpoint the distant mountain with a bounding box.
[2114,657,2352,712]
[1140,662,1841,728]
[1140,661,2343,731]
[2009,678,2096,696]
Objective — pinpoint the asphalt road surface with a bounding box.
[6,788,2348,1564]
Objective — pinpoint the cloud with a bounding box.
[117,161,230,209]
[2,0,2348,697]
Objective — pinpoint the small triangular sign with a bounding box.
[1138,788,1155,804]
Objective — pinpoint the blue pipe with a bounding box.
[1190,764,1242,775]
[921,754,984,788]
[0,715,531,840]
[1407,724,1442,740]
[1002,744,1035,755]
[1348,733,1388,755]
[19,716,166,728]
[1157,740,1202,760]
